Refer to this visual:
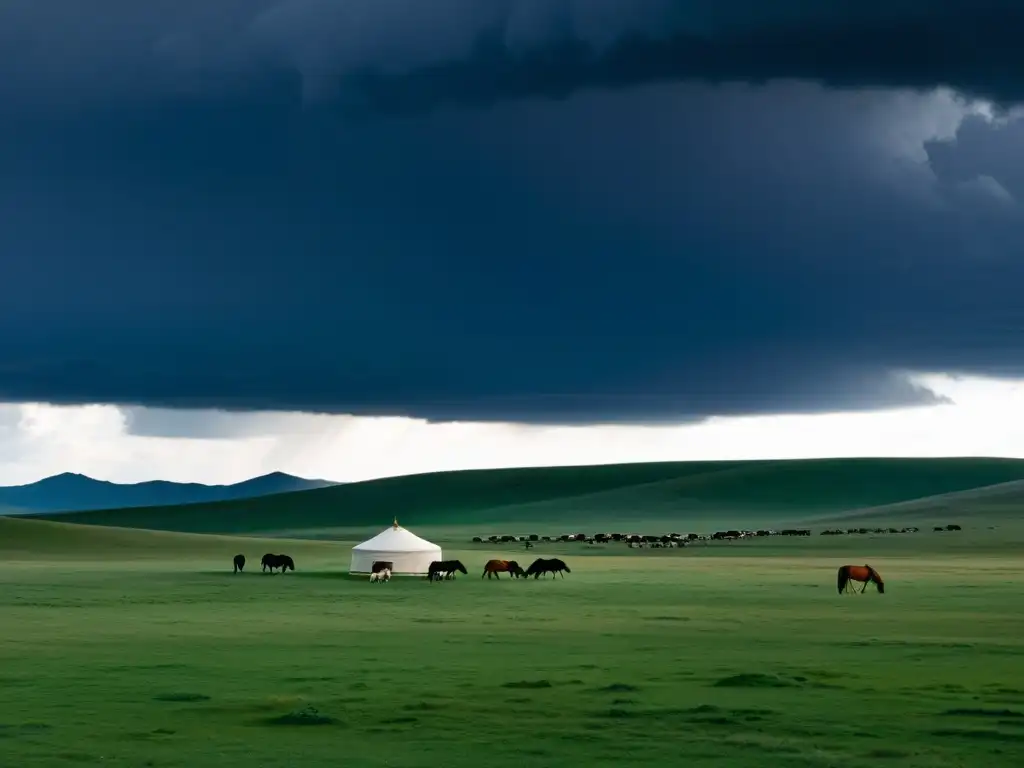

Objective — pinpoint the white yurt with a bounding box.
[349,519,442,575]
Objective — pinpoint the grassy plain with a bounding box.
[2,516,1023,767]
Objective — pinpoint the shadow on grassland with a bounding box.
[199,570,378,581]
[289,571,433,582]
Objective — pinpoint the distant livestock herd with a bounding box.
[471,524,963,546]
[469,530,815,548]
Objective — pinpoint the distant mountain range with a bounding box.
[0,472,340,514]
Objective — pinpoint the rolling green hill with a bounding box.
[0,515,339,560]
[806,477,1024,526]
[18,457,1024,536]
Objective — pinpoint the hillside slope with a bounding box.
[22,458,1024,535]
[805,478,1024,526]
[0,516,340,559]
[0,471,339,514]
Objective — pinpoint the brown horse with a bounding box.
[837,564,885,594]
[482,559,525,579]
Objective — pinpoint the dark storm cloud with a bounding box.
[2,1,1024,114]
[331,2,1024,117]
[1,3,1023,426]
[1,78,1021,424]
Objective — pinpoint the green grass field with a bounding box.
[2,513,1023,768]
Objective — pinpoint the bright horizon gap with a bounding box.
[2,371,1024,486]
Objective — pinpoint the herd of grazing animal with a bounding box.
[474,525,962,546]
[229,549,885,597]
[231,553,295,574]
[478,558,571,579]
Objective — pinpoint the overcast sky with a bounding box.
[3,1,1024,484]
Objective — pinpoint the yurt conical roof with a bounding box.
[352,518,440,552]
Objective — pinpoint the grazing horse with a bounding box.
[261,553,295,573]
[482,559,525,579]
[427,560,468,582]
[837,564,885,594]
[371,561,393,574]
[370,568,391,583]
[525,557,571,579]
[233,554,246,573]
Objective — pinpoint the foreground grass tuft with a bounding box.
[942,708,1024,718]
[597,683,639,693]
[502,679,553,689]
[152,693,210,703]
[866,747,912,758]
[713,672,801,688]
[931,728,1024,742]
[261,706,339,727]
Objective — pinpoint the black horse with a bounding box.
[427,560,468,582]
[525,557,571,579]
[233,554,246,573]
[261,553,295,573]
